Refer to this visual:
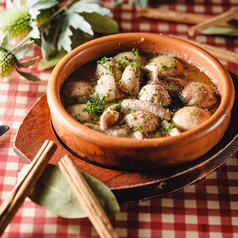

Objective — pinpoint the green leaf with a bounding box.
[56,13,72,53]
[128,0,148,7]
[38,49,67,70]
[57,10,92,53]
[56,0,114,53]
[28,21,41,39]
[27,0,59,19]
[11,40,35,60]
[15,68,41,82]
[0,32,11,51]
[19,164,120,218]
[41,12,64,59]
[39,28,85,69]
[70,1,113,17]
[67,9,94,35]
[81,12,119,34]
[70,28,86,49]
[113,0,148,7]
[201,26,238,36]
[16,57,39,68]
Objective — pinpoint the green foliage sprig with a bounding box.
[0,31,41,82]
[0,0,119,81]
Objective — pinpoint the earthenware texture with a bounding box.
[47,33,235,171]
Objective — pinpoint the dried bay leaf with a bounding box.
[18,164,120,218]
[81,12,119,34]
[38,49,67,70]
[201,26,238,36]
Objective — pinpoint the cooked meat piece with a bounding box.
[67,104,98,123]
[105,125,130,137]
[149,55,184,77]
[123,111,159,134]
[160,120,181,136]
[121,99,172,120]
[63,81,92,103]
[84,123,101,131]
[144,65,159,82]
[94,75,122,102]
[95,57,122,81]
[156,76,188,94]
[181,82,217,109]
[99,104,120,130]
[172,106,211,131]
[139,84,171,107]
[120,63,141,95]
[85,123,130,138]
[114,51,147,71]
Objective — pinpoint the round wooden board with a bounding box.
[14,73,238,204]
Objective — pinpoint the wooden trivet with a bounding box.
[14,73,238,204]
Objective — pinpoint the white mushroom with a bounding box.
[181,81,217,109]
[139,84,171,107]
[149,55,184,77]
[114,51,147,71]
[172,106,211,131]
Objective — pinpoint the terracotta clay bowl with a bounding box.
[47,33,235,171]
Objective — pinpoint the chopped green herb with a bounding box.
[178,92,185,101]
[82,95,109,116]
[131,48,140,57]
[149,97,155,103]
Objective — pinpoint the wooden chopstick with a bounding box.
[59,155,119,238]
[187,7,238,36]
[170,34,238,64]
[0,140,57,236]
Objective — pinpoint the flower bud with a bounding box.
[0,49,16,82]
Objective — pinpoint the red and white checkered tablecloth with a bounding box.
[0,0,238,237]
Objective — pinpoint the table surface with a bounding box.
[0,0,238,237]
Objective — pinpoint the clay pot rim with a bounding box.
[47,33,235,149]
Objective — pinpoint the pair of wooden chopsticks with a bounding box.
[0,140,119,238]
[137,6,238,36]
[137,6,238,65]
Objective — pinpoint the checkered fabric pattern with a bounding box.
[0,0,237,237]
